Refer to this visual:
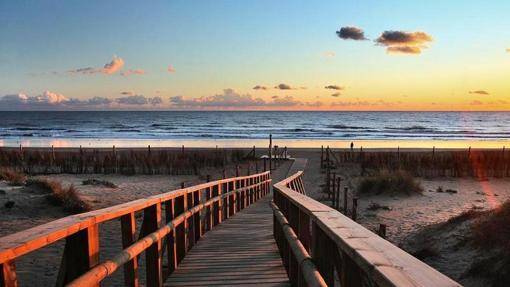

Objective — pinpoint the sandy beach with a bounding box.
[1,146,509,286]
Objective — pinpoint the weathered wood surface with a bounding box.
[273,171,461,287]
[164,195,289,287]
[0,171,272,287]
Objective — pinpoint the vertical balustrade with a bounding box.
[121,212,139,286]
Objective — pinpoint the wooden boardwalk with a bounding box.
[164,195,289,286]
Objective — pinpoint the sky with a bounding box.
[1,0,509,111]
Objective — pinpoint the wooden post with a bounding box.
[336,177,341,210]
[352,198,358,221]
[269,134,272,172]
[148,145,151,155]
[56,225,100,287]
[164,200,177,277]
[235,165,240,177]
[321,145,324,168]
[263,158,267,171]
[180,182,185,189]
[378,224,387,239]
[343,187,348,214]
[144,204,162,287]
[1,261,17,287]
[121,213,139,287]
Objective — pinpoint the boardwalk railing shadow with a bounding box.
[0,171,271,287]
[272,171,461,287]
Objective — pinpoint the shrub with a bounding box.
[472,201,510,254]
[0,168,27,186]
[358,170,423,196]
[27,179,91,213]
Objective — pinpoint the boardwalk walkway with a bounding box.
[164,195,289,286]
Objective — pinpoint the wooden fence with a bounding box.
[272,171,461,287]
[0,171,271,287]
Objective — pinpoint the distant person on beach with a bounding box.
[350,142,354,151]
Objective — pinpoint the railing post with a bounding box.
[1,261,17,287]
[143,204,162,287]
[164,199,178,277]
[121,212,139,287]
[56,224,100,287]
[311,222,334,286]
[175,195,186,264]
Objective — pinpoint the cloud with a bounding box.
[469,90,490,95]
[386,46,421,54]
[68,67,97,75]
[103,56,125,74]
[331,93,341,97]
[253,85,269,90]
[120,91,136,96]
[68,56,125,75]
[115,95,163,105]
[331,99,394,107]
[0,91,165,110]
[375,31,433,54]
[120,69,144,76]
[269,95,301,106]
[321,51,336,58]
[86,97,113,105]
[169,89,304,109]
[274,83,295,90]
[506,48,510,53]
[470,100,483,105]
[324,85,344,90]
[167,65,176,73]
[336,26,367,40]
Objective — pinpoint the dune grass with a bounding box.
[472,201,510,253]
[27,178,90,213]
[0,168,27,186]
[357,170,423,196]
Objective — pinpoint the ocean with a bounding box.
[0,111,509,147]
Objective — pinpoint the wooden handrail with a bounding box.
[0,171,271,287]
[273,171,461,287]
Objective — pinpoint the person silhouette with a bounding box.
[350,142,354,151]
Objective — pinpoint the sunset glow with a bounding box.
[1,1,509,111]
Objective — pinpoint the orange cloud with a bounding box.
[120,69,144,76]
[387,46,422,54]
[103,56,124,74]
[167,65,176,73]
[376,31,432,54]
[469,90,490,95]
[68,56,125,75]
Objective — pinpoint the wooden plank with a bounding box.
[121,212,139,287]
[143,204,162,287]
[55,224,100,287]
[1,261,17,287]
[165,195,288,287]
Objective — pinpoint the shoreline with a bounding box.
[1,138,510,149]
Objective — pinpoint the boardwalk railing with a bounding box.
[0,171,271,287]
[272,171,461,287]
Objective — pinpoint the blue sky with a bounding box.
[1,0,509,110]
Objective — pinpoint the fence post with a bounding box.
[336,177,341,210]
[121,212,139,286]
[1,261,17,287]
[55,225,100,287]
[378,224,387,239]
[343,187,348,214]
[352,198,358,221]
[144,204,162,287]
